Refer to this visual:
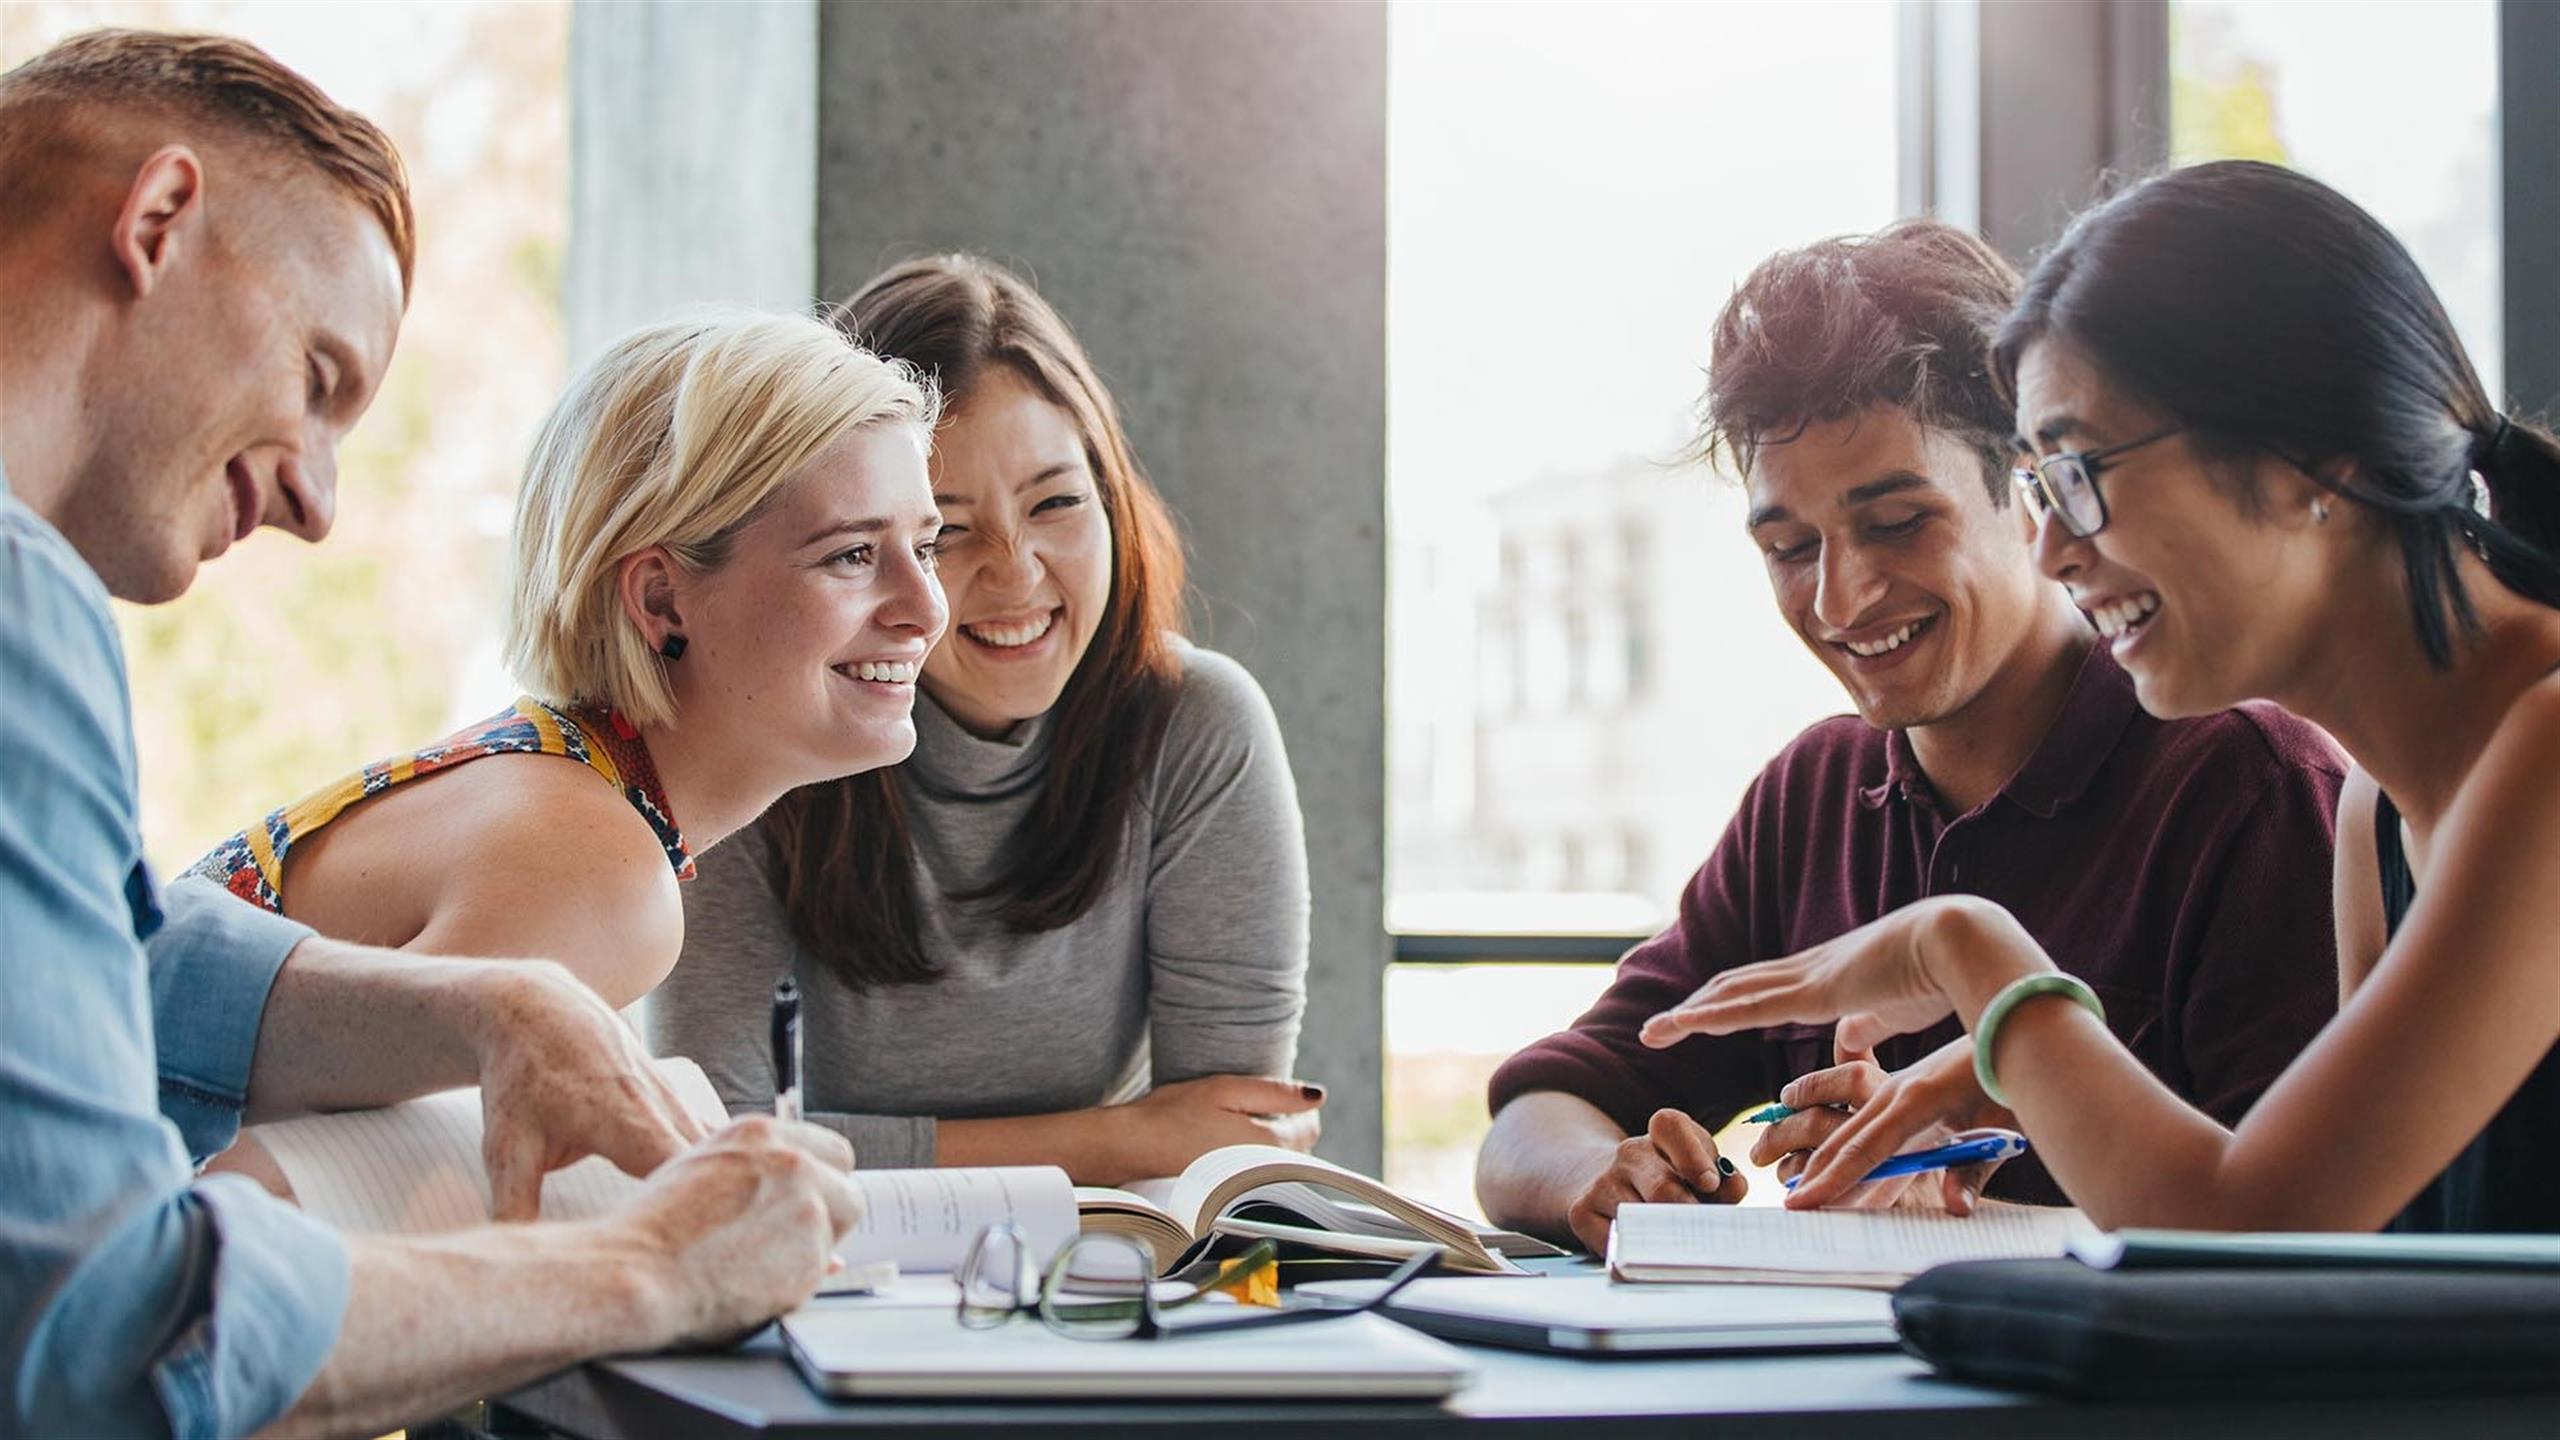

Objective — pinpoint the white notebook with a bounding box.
[1608,1201,2089,1288]
[247,1057,1075,1281]
[781,1305,1474,1399]
[250,1057,735,1232]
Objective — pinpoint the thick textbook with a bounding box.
[1077,1144,1565,1275]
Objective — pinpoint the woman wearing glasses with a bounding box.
[654,256,1320,1185]
[1643,160,2560,1234]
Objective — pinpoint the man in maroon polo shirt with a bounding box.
[1474,221,2345,1252]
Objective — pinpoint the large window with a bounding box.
[3,1,568,876]
[1383,0,1903,1210]
[2170,0,2503,401]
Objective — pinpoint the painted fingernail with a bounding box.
[1717,1157,1738,1177]
[1300,1083,1326,1101]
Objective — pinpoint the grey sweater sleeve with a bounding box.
[1140,647,1311,1083]
[654,832,938,1169]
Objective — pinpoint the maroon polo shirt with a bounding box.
[1488,642,2346,1205]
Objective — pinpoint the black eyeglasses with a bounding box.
[955,1222,1443,1341]
[2014,424,2181,538]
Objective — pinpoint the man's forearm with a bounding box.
[256,1220,670,1440]
[244,938,550,1121]
[1474,1092,1627,1242]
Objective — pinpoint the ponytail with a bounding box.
[2471,414,2560,584]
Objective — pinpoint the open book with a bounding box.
[1074,1144,1566,1276]
[243,1070,1555,1281]
[1607,1200,2090,1289]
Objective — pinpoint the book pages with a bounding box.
[252,1056,728,1233]
[250,1059,1078,1282]
[1609,1201,2087,1287]
[841,1165,1078,1273]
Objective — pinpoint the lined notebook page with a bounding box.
[1612,1202,2085,1285]
[251,1057,729,1234]
[839,1166,1078,1274]
[251,1064,1079,1279]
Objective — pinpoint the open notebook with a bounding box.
[245,1059,1078,1283]
[1607,1201,2092,1288]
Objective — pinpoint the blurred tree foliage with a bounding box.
[1,1,568,871]
[2169,4,2293,166]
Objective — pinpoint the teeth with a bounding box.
[1843,619,1925,658]
[848,660,919,683]
[963,612,1055,648]
[2088,592,2162,639]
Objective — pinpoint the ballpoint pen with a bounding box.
[772,976,803,1124]
[1782,1127,2028,1190]
[1746,1101,1849,1124]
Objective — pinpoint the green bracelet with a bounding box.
[1972,972,2105,1109]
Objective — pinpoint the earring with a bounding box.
[2312,497,2331,525]
[659,634,688,660]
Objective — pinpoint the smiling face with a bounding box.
[657,421,947,786]
[1746,407,2057,732]
[2014,338,2337,718]
[65,172,404,603]
[920,365,1114,737]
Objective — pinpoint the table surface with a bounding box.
[496,1262,2560,1440]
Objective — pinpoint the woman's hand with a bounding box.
[1638,895,2044,1054]
[1101,1074,1325,1184]
[1758,1034,2015,1212]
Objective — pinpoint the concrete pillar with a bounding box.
[2503,0,2560,419]
[565,0,819,367]
[571,0,1390,1171]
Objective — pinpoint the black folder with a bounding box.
[1893,1257,2560,1400]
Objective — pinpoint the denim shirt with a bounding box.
[1,464,349,1439]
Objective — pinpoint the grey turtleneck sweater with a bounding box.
[648,641,1310,1167]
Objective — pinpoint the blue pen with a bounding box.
[1782,1127,2029,1191]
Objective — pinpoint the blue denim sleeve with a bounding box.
[151,877,316,1160]
[0,500,347,1440]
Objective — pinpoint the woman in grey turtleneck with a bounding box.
[650,256,1317,1184]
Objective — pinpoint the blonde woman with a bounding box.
[189,310,947,1009]
[651,257,1318,1186]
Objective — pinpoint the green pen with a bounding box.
[1746,1103,1796,1124]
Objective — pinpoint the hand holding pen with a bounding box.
[1746,1035,2018,1212]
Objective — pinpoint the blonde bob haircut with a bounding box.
[506,309,937,728]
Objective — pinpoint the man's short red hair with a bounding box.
[0,28,415,292]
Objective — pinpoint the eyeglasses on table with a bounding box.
[953,1221,1444,1341]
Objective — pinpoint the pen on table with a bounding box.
[771,976,803,1124]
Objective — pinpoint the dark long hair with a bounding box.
[760,255,1188,990]
[1992,160,2560,667]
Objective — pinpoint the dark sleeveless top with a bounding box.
[2375,791,2560,1233]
